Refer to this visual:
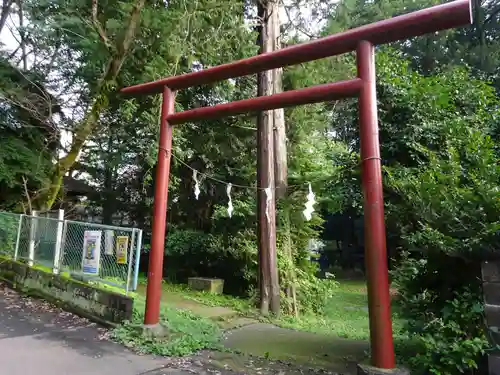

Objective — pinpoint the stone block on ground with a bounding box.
[482,261,500,283]
[488,352,500,375]
[188,277,224,294]
[483,283,500,306]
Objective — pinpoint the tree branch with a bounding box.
[91,0,112,51]
[484,5,500,25]
[22,176,33,214]
[108,0,146,76]
[0,0,13,34]
[17,0,27,70]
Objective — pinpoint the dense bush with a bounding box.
[393,254,489,374]
[163,226,337,314]
[0,213,20,255]
[163,228,257,296]
[389,124,499,374]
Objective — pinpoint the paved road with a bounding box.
[0,284,344,375]
[0,285,182,375]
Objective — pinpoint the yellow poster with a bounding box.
[116,236,129,264]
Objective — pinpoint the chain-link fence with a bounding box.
[0,211,142,294]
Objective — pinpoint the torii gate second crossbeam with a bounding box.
[121,0,472,369]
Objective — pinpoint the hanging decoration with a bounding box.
[264,186,272,223]
[193,170,200,200]
[303,183,316,221]
[174,153,322,221]
[226,183,234,218]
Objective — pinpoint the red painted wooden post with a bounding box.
[144,86,175,325]
[357,40,395,368]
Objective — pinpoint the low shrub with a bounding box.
[112,296,221,356]
[163,228,257,296]
[393,254,489,374]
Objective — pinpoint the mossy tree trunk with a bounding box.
[37,0,146,210]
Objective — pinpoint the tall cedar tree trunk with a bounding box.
[257,0,280,315]
[37,0,146,210]
[269,4,298,316]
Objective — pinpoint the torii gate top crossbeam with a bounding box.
[122,0,471,95]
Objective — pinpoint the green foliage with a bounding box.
[163,228,257,296]
[112,296,221,356]
[292,268,337,315]
[163,226,337,315]
[0,58,54,210]
[393,255,489,375]
[0,212,20,255]
[2,2,500,372]
[388,118,499,373]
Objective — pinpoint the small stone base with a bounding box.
[139,323,170,339]
[357,364,410,375]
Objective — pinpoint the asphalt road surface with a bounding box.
[0,284,183,375]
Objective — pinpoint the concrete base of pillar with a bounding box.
[357,364,410,375]
[488,353,500,375]
[138,323,169,339]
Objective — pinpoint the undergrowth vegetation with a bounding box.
[112,296,222,356]
[162,227,338,316]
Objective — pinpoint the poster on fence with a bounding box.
[105,230,114,255]
[116,236,129,264]
[82,230,102,275]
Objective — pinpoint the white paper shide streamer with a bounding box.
[227,183,233,218]
[303,183,316,221]
[193,170,200,200]
[264,186,272,223]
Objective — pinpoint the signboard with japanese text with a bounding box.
[82,230,102,275]
[116,236,129,264]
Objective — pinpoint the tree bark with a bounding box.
[257,0,280,315]
[17,0,27,71]
[0,0,13,35]
[37,0,146,210]
[271,4,286,198]
[268,1,297,316]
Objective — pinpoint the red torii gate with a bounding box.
[122,0,471,369]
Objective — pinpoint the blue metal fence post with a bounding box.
[132,229,143,291]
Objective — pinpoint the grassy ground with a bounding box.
[132,276,415,369]
[112,294,223,356]
[276,279,373,339]
[140,277,402,341]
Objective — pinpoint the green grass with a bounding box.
[161,282,254,312]
[112,295,222,356]
[31,263,71,278]
[149,277,407,341]
[137,274,376,338]
[133,275,417,360]
[143,277,375,339]
[1,256,134,297]
[128,277,415,363]
[275,280,374,339]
